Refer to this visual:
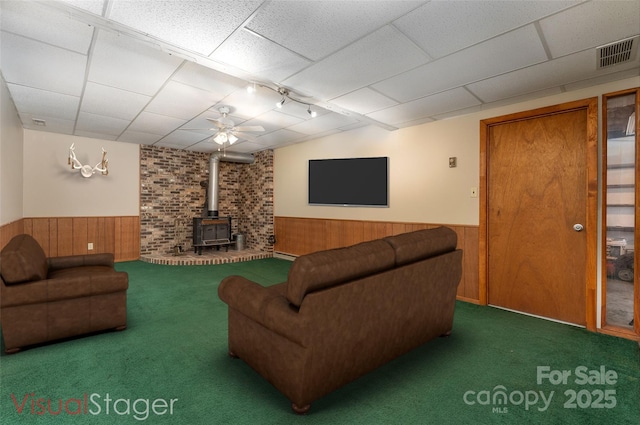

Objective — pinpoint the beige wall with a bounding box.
[0,75,24,226]
[22,130,140,217]
[274,76,640,226]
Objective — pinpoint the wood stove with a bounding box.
[193,216,232,254]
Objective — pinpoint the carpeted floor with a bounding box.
[1,259,638,424]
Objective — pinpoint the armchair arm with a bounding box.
[218,276,307,346]
[48,253,114,271]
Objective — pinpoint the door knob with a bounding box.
[573,223,584,232]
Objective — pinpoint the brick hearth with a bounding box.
[141,248,272,266]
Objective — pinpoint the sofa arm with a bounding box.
[218,276,307,346]
[48,253,115,271]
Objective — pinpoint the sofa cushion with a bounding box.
[0,234,48,285]
[287,239,395,307]
[384,227,457,266]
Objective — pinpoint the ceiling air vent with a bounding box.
[597,36,638,69]
[31,118,46,126]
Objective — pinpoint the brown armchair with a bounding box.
[0,234,128,353]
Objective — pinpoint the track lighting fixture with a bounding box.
[307,106,317,118]
[249,83,318,117]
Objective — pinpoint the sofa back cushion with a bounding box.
[287,239,395,307]
[0,234,48,285]
[384,227,457,266]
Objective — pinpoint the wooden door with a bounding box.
[481,99,598,327]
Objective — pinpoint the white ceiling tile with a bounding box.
[0,1,94,53]
[127,112,186,135]
[242,110,304,133]
[253,129,306,146]
[246,1,425,61]
[74,130,117,140]
[286,112,359,135]
[81,82,151,121]
[155,130,210,147]
[88,30,183,96]
[76,111,130,136]
[3,0,639,154]
[283,25,429,100]
[372,25,548,102]
[210,28,311,83]
[145,81,221,119]
[59,0,106,16]
[540,0,640,58]
[216,89,280,120]
[467,50,640,103]
[564,68,640,92]
[367,88,481,125]
[117,130,163,145]
[17,113,75,135]
[0,32,87,95]
[171,62,246,95]
[108,0,262,56]
[224,141,264,153]
[7,84,79,121]
[394,0,578,58]
[330,88,399,115]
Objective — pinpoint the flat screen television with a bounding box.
[308,157,388,207]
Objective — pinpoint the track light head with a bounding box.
[307,106,317,118]
[277,97,285,108]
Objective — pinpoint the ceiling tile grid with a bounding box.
[0,0,638,154]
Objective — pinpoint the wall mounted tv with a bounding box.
[308,157,389,207]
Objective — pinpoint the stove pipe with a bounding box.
[207,151,254,217]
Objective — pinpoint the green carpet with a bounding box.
[1,259,638,424]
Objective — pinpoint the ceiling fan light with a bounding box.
[307,106,317,118]
[276,97,285,108]
[213,132,227,144]
[228,134,238,144]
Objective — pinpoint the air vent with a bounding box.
[31,118,46,126]
[597,36,638,69]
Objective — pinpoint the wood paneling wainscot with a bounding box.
[274,217,479,303]
[1,217,139,262]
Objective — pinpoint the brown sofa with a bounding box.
[218,226,462,413]
[0,234,128,353]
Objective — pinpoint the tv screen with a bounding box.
[308,157,388,207]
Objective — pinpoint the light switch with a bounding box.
[449,157,457,168]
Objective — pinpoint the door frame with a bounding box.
[479,98,599,331]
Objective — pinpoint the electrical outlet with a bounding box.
[88,242,94,250]
[470,187,478,198]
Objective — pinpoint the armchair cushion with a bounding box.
[0,234,48,284]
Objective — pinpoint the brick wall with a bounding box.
[140,145,274,255]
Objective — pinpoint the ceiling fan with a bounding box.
[187,106,265,145]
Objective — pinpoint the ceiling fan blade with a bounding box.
[181,127,217,131]
[233,125,265,132]
[234,132,259,142]
[205,118,226,129]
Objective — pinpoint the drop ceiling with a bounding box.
[1,0,639,154]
